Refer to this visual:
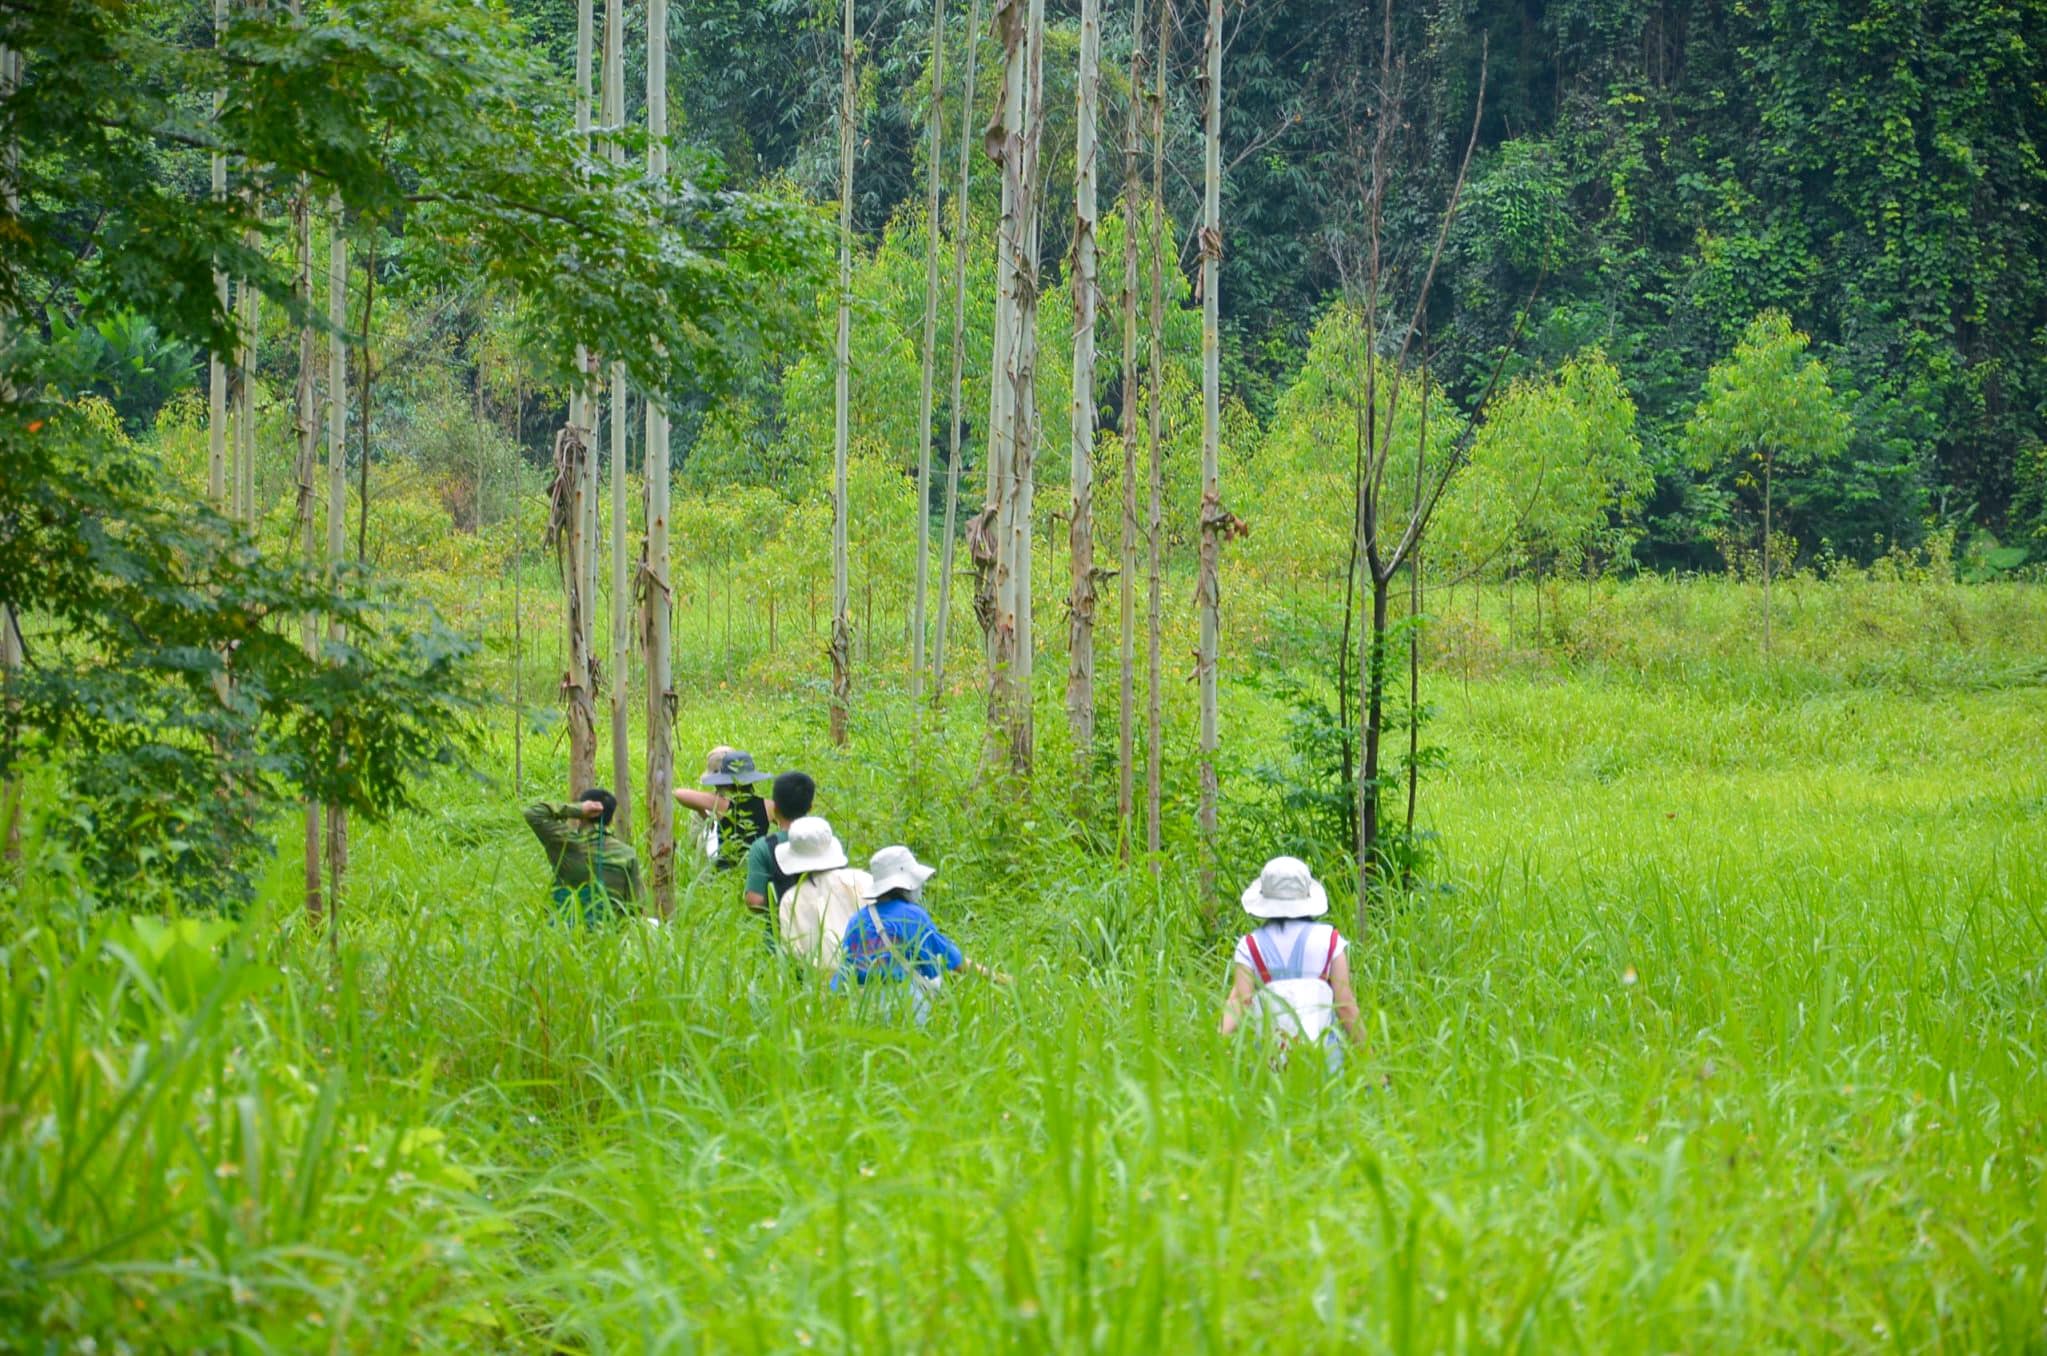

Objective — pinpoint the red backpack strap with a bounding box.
[1243,935,1272,984]
[1319,927,1342,981]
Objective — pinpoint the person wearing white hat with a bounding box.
[772,816,871,970]
[1219,856,1366,1070]
[835,846,1008,1023]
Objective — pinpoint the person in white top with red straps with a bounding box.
[1220,856,1368,1071]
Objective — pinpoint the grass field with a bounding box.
[3,578,2044,1351]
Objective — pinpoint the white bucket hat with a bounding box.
[775,816,849,875]
[865,845,936,899]
[1241,855,1329,919]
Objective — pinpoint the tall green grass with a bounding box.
[3,579,2044,1351]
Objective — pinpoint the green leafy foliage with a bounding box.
[0,0,828,400]
[1683,310,1852,558]
[1464,349,1648,578]
[0,394,480,908]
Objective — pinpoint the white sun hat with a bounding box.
[865,844,937,899]
[1240,855,1329,919]
[775,816,849,875]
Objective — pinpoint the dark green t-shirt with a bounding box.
[744,829,798,905]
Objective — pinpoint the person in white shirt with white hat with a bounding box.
[773,816,872,971]
[1220,856,1367,1071]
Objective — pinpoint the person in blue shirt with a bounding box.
[836,845,1007,1023]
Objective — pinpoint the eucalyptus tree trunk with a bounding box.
[975,0,1021,707]
[561,0,599,798]
[584,373,599,671]
[509,372,526,798]
[1065,0,1101,777]
[234,236,257,525]
[230,0,261,527]
[986,0,1045,775]
[1761,447,1774,657]
[1013,0,1046,776]
[1143,0,1168,856]
[603,0,632,837]
[910,0,947,705]
[573,0,595,598]
[644,0,677,911]
[355,233,376,566]
[234,0,259,525]
[930,0,982,705]
[1,44,21,861]
[324,197,348,905]
[208,0,228,508]
[289,67,322,918]
[1194,0,1223,901]
[1116,0,1143,852]
[829,0,855,747]
[563,426,597,796]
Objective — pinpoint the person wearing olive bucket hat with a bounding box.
[772,816,871,970]
[674,747,775,872]
[1219,857,1367,1071]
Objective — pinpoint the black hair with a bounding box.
[771,770,815,820]
[576,787,618,828]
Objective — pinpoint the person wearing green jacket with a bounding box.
[523,789,646,925]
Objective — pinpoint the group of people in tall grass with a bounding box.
[524,746,1366,1062]
[523,748,1006,1022]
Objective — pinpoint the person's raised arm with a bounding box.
[524,799,600,851]
[1219,965,1256,1035]
[1327,951,1367,1046]
[675,788,727,817]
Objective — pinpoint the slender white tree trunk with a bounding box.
[1,43,22,861]
[208,0,228,509]
[562,0,599,797]
[324,196,348,905]
[288,18,322,919]
[978,0,1020,725]
[1194,0,1223,900]
[1762,449,1774,657]
[575,0,596,635]
[564,443,597,795]
[986,0,1044,774]
[1012,0,1045,776]
[604,0,632,837]
[1143,0,1167,857]
[1066,0,1101,775]
[230,0,260,526]
[234,227,257,524]
[645,0,676,912]
[1116,0,1142,852]
[830,0,856,747]
[910,0,947,705]
[931,0,982,705]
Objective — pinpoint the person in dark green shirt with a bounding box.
[523,789,646,925]
[743,769,815,921]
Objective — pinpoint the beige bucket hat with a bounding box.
[1240,856,1329,919]
[865,845,937,899]
[775,816,849,875]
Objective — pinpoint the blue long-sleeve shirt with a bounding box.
[834,897,965,986]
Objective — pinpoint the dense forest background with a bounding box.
[27,0,2047,577]
[490,0,2047,569]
